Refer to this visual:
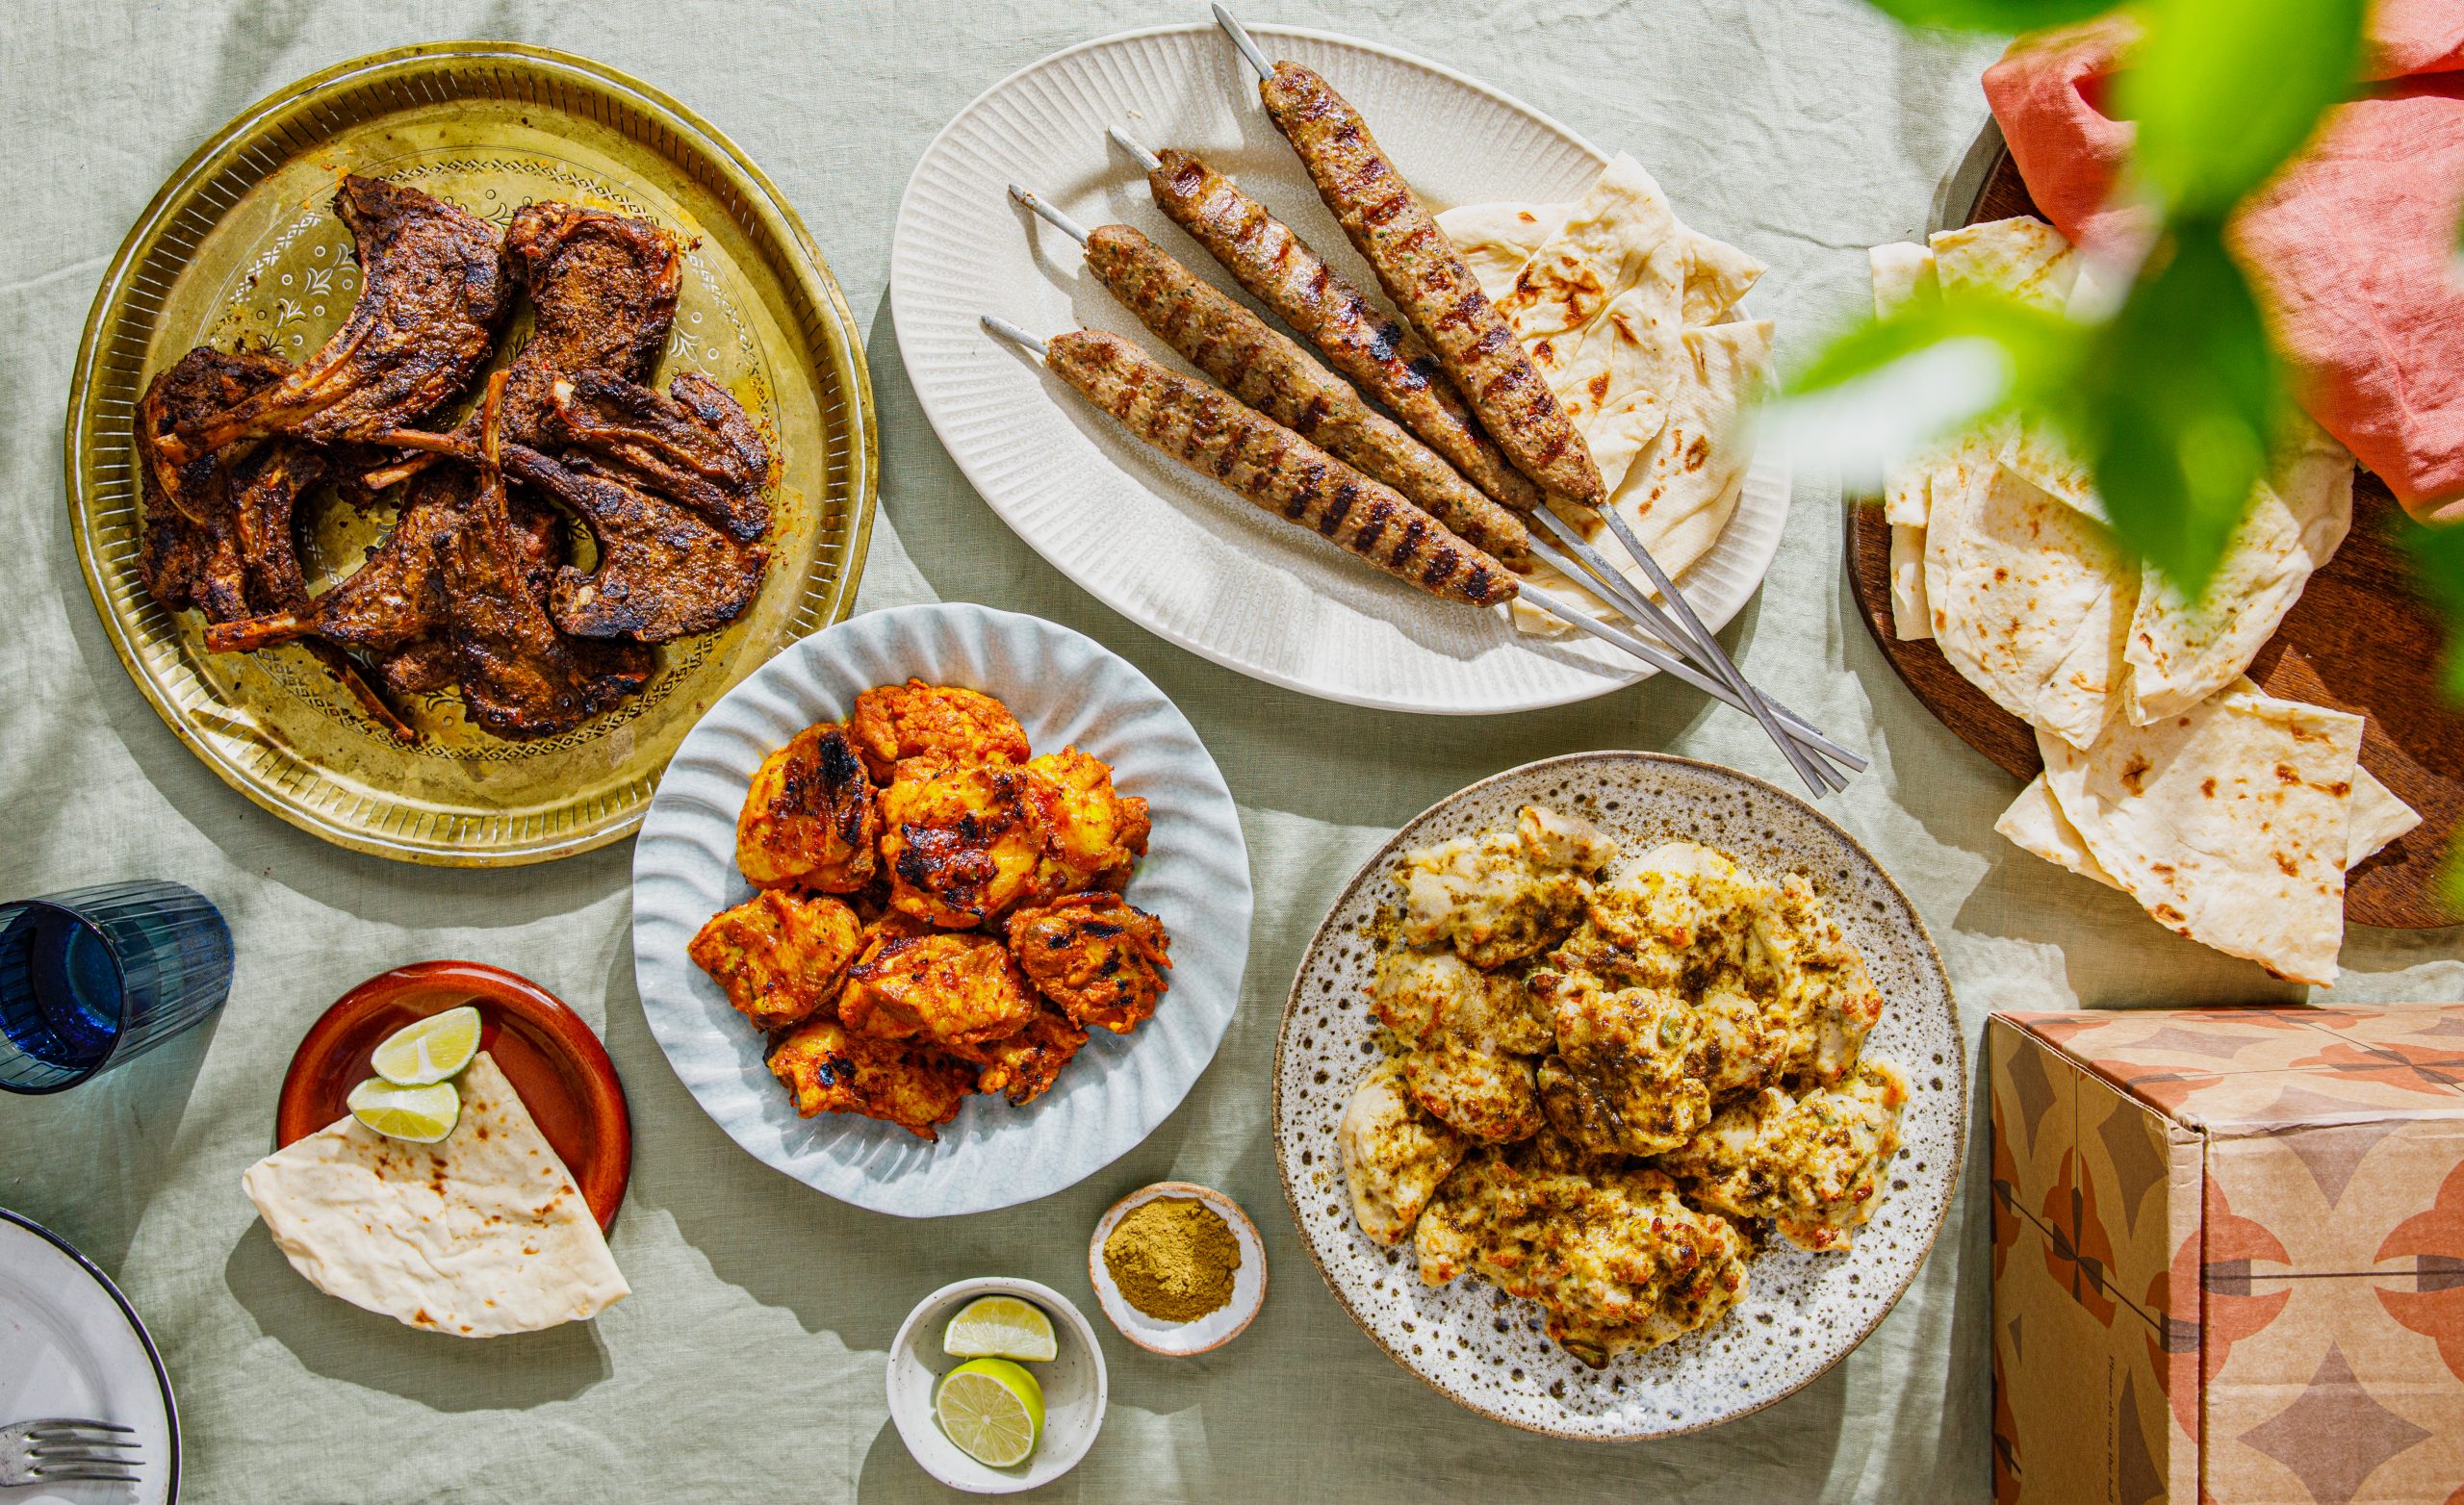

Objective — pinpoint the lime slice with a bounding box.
[935,1358,1042,1467]
[346,1078,461,1144]
[942,1295,1059,1362]
[370,1006,484,1086]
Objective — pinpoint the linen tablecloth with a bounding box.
[4,3,2457,1500]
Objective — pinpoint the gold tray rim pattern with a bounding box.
[64,39,880,868]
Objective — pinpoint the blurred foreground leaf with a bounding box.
[2076,221,2274,592]
[2118,0,2364,215]
[2400,511,2464,701]
[1859,0,2113,31]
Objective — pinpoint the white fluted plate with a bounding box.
[632,603,1252,1217]
[890,24,1789,715]
[1275,753,1964,1437]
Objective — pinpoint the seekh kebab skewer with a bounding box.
[1245,58,1607,510]
[1114,131,1544,520]
[1010,186,1529,566]
[984,319,1516,608]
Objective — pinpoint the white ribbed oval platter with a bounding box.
[631,603,1252,1217]
[1275,753,1963,1438]
[890,24,1789,715]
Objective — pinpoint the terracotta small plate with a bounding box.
[1086,1181,1266,1356]
[275,960,631,1232]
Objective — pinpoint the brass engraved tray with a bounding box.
[64,42,877,866]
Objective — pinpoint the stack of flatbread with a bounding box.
[1439,155,1773,632]
[244,1052,629,1337]
[1873,219,2419,984]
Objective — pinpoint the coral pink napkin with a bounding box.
[1983,4,2464,519]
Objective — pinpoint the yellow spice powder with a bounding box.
[1103,1197,1240,1322]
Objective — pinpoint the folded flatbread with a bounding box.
[1998,761,2416,891]
[243,1052,628,1337]
[1442,159,1770,638]
[2035,680,2367,985]
[1929,461,2136,749]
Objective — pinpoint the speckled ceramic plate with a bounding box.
[64,42,877,865]
[1273,752,1963,1438]
[630,603,1252,1217]
[891,24,1789,715]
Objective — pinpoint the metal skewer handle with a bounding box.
[1213,4,1275,82]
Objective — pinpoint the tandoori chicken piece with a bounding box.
[688,888,865,1031]
[1026,748,1151,896]
[766,1017,973,1139]
[836,928,1041,1051]
[1527,969,1710,1157]
[1339,1059,1469,1245]
[167,176,512,463]
[548,372,773,543]
[441,374,651,739]
[501,441,768,643]
[1006,891,1171,1034]
[1742,873,1889,1088]
[878,759,1057,927]
[947,1007,1088,1106]
[1369,946,1546,1143]
[735,722,880,892]
[1414,1135,1751,1365]
[1658,1058,1909,1253]
[848,679,1031,783]
[1396,805,1613,970]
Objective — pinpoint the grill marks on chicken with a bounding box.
[169,176,512,463]
[141,181,776,742]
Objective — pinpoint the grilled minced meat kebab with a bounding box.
[1142,147,1543,519]
[1080,223,1528,566]
[1042,329,1516,608]
[1257,62,1605,510]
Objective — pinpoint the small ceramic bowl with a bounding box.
[886,1277,1107,1493]
[1087,1181,1268,1356]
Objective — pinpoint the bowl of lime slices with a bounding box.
[886,1277,1107,1492]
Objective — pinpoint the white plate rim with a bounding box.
[629,601,1253,1216]
[889,22,1792,716]
[1270,750,1965,1439]
[0,1208,180,1503]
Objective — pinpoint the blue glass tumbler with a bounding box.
[0,881,234,1094]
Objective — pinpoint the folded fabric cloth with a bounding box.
[1983,4,2464,519]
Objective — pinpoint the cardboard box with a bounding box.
[1988,1006,2464,1505]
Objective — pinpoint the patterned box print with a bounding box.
[1989,1007,2464,1505]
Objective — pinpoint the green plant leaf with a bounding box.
[1786,293,2085,408]
[2398,510,2464,701]
[1857,0,2115,31]
[2118,0,2365,216]
[2076,219,2277,592]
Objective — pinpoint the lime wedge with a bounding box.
[370,1006,484,1086]
[935,1358,1042,1467]
[347,1078,461,1144]
[942,1295,1059,1362]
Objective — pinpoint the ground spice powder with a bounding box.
[1103,1197,1240,1322]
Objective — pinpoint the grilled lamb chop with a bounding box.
[138,347,293,612]
[365,201,682,488]
[502,442,767,643]
[445,374,650,738]
[548,372,772,542]
[166,176,511,464]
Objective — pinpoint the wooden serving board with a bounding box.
[1845,147,2464,929]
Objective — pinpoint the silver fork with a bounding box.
[0,1417,142,1486]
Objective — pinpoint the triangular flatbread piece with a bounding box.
[243,1052,629,1337]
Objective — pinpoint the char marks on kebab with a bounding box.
[149,176,777,742]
